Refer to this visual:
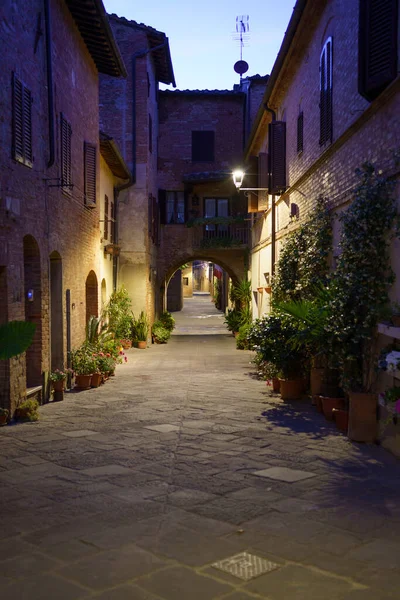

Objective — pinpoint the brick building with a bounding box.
[243,0,400,450]
[0,0,125,414]
[99,15,175,324]
[157,83,267,308]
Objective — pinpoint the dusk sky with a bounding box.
[103,0,296,90]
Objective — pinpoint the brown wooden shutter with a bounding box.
[12,73,32,167]
[110,200,115,242]
[319,39,333,146]
[84,142,96,207]
[246,155,259,213]
[269,121,287,195]
[61,114,72,192]
[258,152,269,211]
[358,0,398,101]
[159,189,167,224]
[104,195,109,240]
[297,112,304,153]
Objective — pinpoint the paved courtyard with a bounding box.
[1,295,400,599]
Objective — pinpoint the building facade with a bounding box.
[0,0,125,413]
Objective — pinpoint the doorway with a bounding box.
[50,252,63,370]
[23,235,42,387]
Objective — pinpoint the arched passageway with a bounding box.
[23,235,42,387]
[85,270,98,324]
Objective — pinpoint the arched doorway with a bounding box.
[23,235,42,387]
[85,270,98,323]
[50,251,63,370]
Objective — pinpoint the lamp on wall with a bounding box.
[232,169,269,194]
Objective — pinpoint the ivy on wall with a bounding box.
[272,198,332,302]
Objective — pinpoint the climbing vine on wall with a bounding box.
[272,197,332,302]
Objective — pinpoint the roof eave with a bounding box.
[100,132,131,180]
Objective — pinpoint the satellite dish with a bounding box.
[234,60,249,75]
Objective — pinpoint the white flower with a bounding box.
[386,351,400,372]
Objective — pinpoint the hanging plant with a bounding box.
[327,162,399,392]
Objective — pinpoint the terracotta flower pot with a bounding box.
[272,377,280,393]
[321,396,345,421]
[0,414,8,426]
[91,373,102,388]
[137,340,147,349]
[52,380,65,392]
[314,395,323,413]
[332,408,349,433]
[279,378,304,400]
[348,392,377,443]
[120,339,132,349]
[75,374,92,390]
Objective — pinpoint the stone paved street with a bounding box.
[1,295,400,599]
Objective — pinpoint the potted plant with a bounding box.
[15,399,39,422]
[103,286,133,348]
[0,407,9,426]
[327,163,399,442]
[159,311,176,332]
[132,311,150,349]
[69,348,96,389]
[152,321,171,344]
[224,309,244,336]
[378,386,400,425]
[49,368,73,393]
[96,353,116,379]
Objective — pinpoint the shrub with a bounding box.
[132,311,149,342]
[152,321,171,344]
[159,311,175,331]
[104,286,133,340]
[236,323,251,350]
[15,399,39,422]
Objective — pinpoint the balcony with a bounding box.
[192,222,249,249]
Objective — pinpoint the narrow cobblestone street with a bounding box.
[1,295,400,599]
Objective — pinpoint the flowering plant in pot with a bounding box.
[0,407,9,425]
[378,387,400,425]
[49,368,73,392]
[69,348,97,389]
[96,353,116,378]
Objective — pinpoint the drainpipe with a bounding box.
[264,104,276,276]
[44,0,55,168]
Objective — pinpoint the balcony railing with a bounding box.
[192,223,249,249]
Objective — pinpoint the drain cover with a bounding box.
[212,552,280,581]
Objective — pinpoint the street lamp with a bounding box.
[232,170,245,189]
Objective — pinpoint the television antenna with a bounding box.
[233,15,249,82]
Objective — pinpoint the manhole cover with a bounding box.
[212,552,280,581]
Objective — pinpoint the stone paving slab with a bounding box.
[1,295,400,598]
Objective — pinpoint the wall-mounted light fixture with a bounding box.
[232,170,269,195]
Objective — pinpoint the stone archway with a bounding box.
[85,270,98,324]
[23,235,42,387]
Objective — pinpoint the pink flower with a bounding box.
[124,356,128,363]
[106,353,111,357]
[119,351,124,355]
[395,399,400,414]
[99,352,104,357]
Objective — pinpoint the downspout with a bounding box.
[44,0,55,168]
[264,104,276,276]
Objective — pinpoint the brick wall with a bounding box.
[0,0,104,413]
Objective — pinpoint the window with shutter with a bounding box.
[358,0,398,101]
[104,195,109,240]
[60,114,72,194]
[319,37,333,146]
[297,112,304,153]
[192,131,215,162]
[269,121,287,195]
[84,142,96,207]
[110,200,115,242]
[12,73,33,167]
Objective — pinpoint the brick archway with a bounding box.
[85,270,98,324]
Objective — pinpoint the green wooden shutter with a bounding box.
[84,142,96,207]
[358,0,398,101]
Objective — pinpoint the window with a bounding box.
[297,112,304,153]
[12,73,32,167]
[148,114,153,154]
[319,37,333,146]
[166,191,185,224]
[204,198,229,232]
[183,277,189,286]
[84,142,96,206]
[60,114,72,194]
[104,195,109,239]
[358,0,398,101]
[192,131,214,162]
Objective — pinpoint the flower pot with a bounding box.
[310,368,326,396]
[120,339,132,349]
[91,373,102,388]
[279,378,304,400]
[272,377,280,393]
[321,396,345,421]
[392,315,400,327]
[348,392,377,443]
[52,380,65,393]
[0,414,8,426]
[332,408,349,433]
[137,341,147,349]
[314,395,323,413]
[75,374,92,390]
